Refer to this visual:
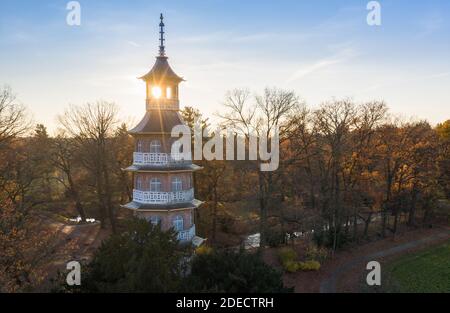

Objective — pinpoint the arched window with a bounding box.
[150,178,161,192]
[150,140,161,153]
[172,177,182,191]
[173,215,184,232]
[166,87,172,99]
[149,215,161,226]
[136,176,142,190]
[137,140,143,152]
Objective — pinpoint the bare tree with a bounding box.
[111,123,134,203]
[201,160,227,243]
[312,99,357,252]
[344,101,387,241]
[0,86,30,147]
[219,87,300,247]
[58,101,119,232]
[51,132,87,221]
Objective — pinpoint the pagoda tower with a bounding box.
[123,14,202,244]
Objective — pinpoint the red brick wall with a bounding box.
[135,172,192,191]
[136,208,194,232]
[134,134,185,153]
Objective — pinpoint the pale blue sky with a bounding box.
[0,0,449,133]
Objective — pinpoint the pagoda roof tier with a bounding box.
[129,110,184,134]
[139,56,184,83]
[121,199,203,211]
[124,163,202,172]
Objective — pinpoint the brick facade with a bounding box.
[135,208,194,232]
[134,172,192,192]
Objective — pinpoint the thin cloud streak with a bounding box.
[287,58,342,82]
[287,46,359,83]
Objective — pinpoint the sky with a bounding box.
[0,0,449,133]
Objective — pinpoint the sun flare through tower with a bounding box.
[122,14,203,245]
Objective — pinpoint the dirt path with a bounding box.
[319,230,450,293]
[36,219,110,291]
[267,226,450,293]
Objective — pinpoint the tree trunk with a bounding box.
[258,171,267,249]
[67,173,86,222]
[393,212,399,237]
[408,187,418,227]
[332,161,341,253]
[211,187,218,243]
[363,212,372,238]
[102,162,116,234]
[95,171,107,229]
[382,169,393,238]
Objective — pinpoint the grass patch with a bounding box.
[381,240,450,293]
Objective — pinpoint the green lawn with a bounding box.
[384,241,450,293]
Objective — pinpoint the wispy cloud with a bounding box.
[287,58,342,82]
[0,29,38,45]
[177,31,312,45]
[416,11,444,38]
[287,45,359,82]
[127,40,141,47]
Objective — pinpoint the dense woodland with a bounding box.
[1,84,449,291]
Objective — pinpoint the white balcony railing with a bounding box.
[177,224,196,242]
[146,98,179,111]
[133,152,191,166]
[133,188,194,204]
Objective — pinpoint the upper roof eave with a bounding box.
[139,56,185,83]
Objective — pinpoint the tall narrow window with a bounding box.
[150,140,161,153]
[166,87,172,99]
[136,176,142,190]
[172,177,182,191]
[137,140,143,152]
[173,215,184,232]
[150,178,162,192]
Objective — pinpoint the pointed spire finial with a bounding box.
[159,13,166,56]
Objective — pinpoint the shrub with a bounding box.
[282,260,321,273]
[278,247,297,265]
[283,261,299,273]
[185,250,292,293]
[53,218,185,293]
[298,260,321,271]
[195,245,213,255]
[278,247,321,273]
[305,244,328,263]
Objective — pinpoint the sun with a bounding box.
[151,86,162,98]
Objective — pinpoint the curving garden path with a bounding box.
[319,230,450,293]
